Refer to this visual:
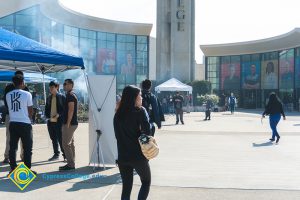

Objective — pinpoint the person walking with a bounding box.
[262,93,286,143]
[228,93,236,114]
[141,79,164,136]
[45,81,66,161]
[2,71,28,164]
[6,75,35,174]
[173,91,184,124]
[59,79,78,171]
[204,99,213,120]
[114,85,152,200]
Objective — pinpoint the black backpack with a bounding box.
[142,92,153,120]
[142,93,151,111]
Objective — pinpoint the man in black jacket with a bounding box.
[141,79,164,136]
[45,81,66,161]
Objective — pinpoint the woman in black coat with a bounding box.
[114,85,152,200]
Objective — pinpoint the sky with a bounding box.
[60,0,300,64]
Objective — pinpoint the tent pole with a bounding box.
[42,73,46,105]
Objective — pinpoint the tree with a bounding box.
[188,80,212,105]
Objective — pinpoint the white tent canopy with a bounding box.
[155,78,193,94]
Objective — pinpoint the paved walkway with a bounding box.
[0,110,300,199]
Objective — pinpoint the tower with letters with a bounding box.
[156,0,195,83]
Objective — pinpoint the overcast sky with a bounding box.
[60,0,300,63]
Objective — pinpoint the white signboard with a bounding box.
[88,75,117,166]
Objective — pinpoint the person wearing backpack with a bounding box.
[141,79,164,136]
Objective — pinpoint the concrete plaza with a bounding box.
[1,110,300,199]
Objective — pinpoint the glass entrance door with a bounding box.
[243,90,258,108]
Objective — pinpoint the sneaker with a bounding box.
[48,155,59,161]
[7,170,13,177]
[269,138,275,142]
[2,158,9,164]
[276,136,280,143]
[59,164,75,171]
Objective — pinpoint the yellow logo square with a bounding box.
[8,162,36,191]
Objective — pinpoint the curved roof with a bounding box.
[0,0,152,35]
[200,28,300,56]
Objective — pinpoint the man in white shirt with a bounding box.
[6,75,35,174]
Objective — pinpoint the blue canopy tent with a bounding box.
[0,71,57,83]
[0,28,84,72]
[0,28,85,102]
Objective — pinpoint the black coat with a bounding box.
[45,93,66,124]
[114,107,152,162]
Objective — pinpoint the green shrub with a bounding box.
[197,94,219,106]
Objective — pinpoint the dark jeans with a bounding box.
[47,121,64,157]
[9,122,33,170]
[32,108,38,124]
[118,159,151,200]
[205,110,211,120]
[175,108,184,124]
[230,104,235,113]
[269,114,281,139]
[150,124,155,136]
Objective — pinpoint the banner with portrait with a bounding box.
[117,51,136,84]
[96,49,116,74]
[279,56,294,89]
[221,63,241,90]
[295,57,300,88]
[241,61,260,89]
[261,60,278,89]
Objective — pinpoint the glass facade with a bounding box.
[0,6,149,93]
[206,57,220,91]
[206,48,299,109]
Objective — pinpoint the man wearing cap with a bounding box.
[45,81,66,161]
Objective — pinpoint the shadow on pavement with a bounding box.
[252,141,274,147]
[66,172,121,192]
[0,166,117,193]
[0,160,63,172]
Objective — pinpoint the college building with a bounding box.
[0,0,152,93]
[200,28,300,110]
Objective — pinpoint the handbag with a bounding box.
[138,134,159,160]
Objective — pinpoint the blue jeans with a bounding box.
[269,114,281,139]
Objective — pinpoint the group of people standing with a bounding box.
[2,71,79,175]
